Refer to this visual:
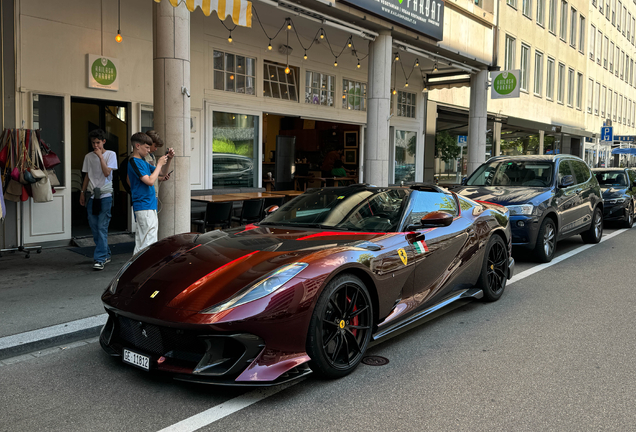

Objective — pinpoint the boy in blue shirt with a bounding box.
[127,132,174,255]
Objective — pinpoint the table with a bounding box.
[271,190,304,197]
[226,192,285,199]
[191,194,247,203]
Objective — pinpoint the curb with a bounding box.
[0,314,108,361]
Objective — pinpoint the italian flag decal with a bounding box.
[414,240,429,254]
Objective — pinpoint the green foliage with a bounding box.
[435,131,461,163]
[213,138,252,156]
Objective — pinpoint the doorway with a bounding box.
[70,97,130,236]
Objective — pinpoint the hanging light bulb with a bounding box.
[357,60,361,69]
[115,31,123,43]
[285,65,291,74]
[415,59,419,67]
[334,58,338,67]
[304,51,308,60]
[395,53,400,61]
[433,62,438,71]
[392,88,397,95]
[287,20,292,30]
[348,38,352,48]
[268,40,272,50]
[115,0,122,43]
[405,81,409,87]
[320,30,324,39]
[228,31,233,43]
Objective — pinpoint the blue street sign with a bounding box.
[614,135,635,142]
[601,127,613,142]
[457,135,467,145]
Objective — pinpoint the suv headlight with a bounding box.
[200,262,308,314]
[106,245,151,294]
[506,204,534,216]
[604,198,625,204]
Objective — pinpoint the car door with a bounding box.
[570,160,595,230]
[401,190,470,310]
[627,170,636,202]
[555,160,580,235]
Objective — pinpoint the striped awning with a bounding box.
[155,0,252,27]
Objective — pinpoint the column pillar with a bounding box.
[493,120,502,156]
[595,138,600,166]
[365,31,392,187]
[538,130,545,155]
[467,70,489,176]
[153,1,191,239]
[423,98,437,182]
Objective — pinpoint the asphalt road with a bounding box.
[2,224,635,432]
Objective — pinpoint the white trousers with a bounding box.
[134,210,158,255]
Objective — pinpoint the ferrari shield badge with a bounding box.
[398,248,408,265]
[150,291,160,298]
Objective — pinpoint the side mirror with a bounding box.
[421,211,454,227]
[264,205,279,214]
[461,177,468,185]
[559,175,575,188]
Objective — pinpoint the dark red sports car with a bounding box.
[100,185,514,385]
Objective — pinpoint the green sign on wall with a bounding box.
[490,70,520,99]
[87,54,119,91]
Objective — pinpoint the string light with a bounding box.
[320,29,324,39]
[285,66,291,74]
[405,82,408,87]
[287,19,292,30]
[268,39,272,50]
[434,62,438,71]
[228,31,233,43]
[415,59,419,67]
[304,51,308,60]
[334,58,338,67]
[394,52,400,61]
[348,38,352,48]
[357,60,361,68]
[392,88,397,95]
[115,31,123,43]
[115,0,122,43]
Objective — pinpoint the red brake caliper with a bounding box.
[347,296,359,337]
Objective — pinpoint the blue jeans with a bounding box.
[87,196,113,263]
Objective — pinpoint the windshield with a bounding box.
[467,160,554,187]
[594,171,628,187]
[260,188,409,232]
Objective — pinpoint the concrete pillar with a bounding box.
[153,1,191,239]
[423,99,437,182]
[493,121,502,156]
[364,31,392,186]
[538,130,545,155]
[467,70,489,175]
[595,138,600,166]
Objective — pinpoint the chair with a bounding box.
[192,202,233,232]
[232,199,265,225]
[263,196,284,208]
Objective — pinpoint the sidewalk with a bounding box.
[0,245,131,359]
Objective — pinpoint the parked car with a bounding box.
[592,168,636,228]
[455,155,603,263]
[212,153,254,187]
[100,185,513,385]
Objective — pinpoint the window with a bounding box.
[619,95,623,123]
[305,71,335,107]
[626,55,630,81]
[595,82,600,115]
[560,0,568,40]
[567,68,575,106]
[570,8,577,47]
[558,160,573,183]
[592,0,596,7]
[557,63,565,103]
[616,45,621,76]
[621,50,625,78]
[597,30,602,64]
[396,91,416,118]
[211,111,258,188]
[631,59,634,85]
[394,130,418,184]
[624,97,628,123]
[571,160,591,184]
[618,1,622,30]
[610,41,615,71]
[264,62,298,101]
[579,16,586,53]
[537,0,545,25]
[628,99,632,126]
[602,85,607,116]
[608,88,613,119]
[612,0,616,25]
[548,0,557,32]
[505,35,516,70]
[623,5,627,34]
[547,57,555,100]
[590,24,596,59]
[615,91,619,120]
[213,51,256,95]
[606,0,610,18]
[576,72,583,109]
[587,78,594,113]
[520,44,530,91]
[604,36,609,67]
[628,12,632,40]
[632,17,635,44]
[33,95,64,186]
[633,101,635,126]
[507,0,517,8]
[523,0,532,17]
[534,51,543,96]
[342,79,367,111]
[600,0,604,13]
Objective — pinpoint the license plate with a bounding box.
[123,349,150,371]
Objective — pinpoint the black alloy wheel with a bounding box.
[477,235,508,302]
[623,203,634,228]
[582,207,603,244]
[306,274,373,378]
[534,217,557,263]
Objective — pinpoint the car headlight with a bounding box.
[506,204,534,216]
[604,198,625,204]
[106,245,151,294]
[200,262,308,314]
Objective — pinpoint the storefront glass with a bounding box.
[212,112,259,188]
[394,130,416,183]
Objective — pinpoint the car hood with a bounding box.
[601,186,628,197]
[455,186,552,206]
[105,226,386,313]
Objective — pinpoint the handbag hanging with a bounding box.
[0,130,9,166]
[39,137,61,169]
[30,130,53,203]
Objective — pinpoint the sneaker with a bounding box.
[104,257,111,264]
[93,262,105,270]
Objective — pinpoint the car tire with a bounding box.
[581,207,603,244]
[623,203,634,229]
[476,234,508,302]
[306,273,373,379]
[534,217,557,263]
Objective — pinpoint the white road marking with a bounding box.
[159,228,629,432]
[508,228,627,286]
[156,380,304,432]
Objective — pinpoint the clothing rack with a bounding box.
[0,128,44,258]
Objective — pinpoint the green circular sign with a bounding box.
[493,72,516,95]
[91,58,117,86]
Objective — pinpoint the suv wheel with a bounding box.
[534,217,556,263]
[581,207,603,244]
[623,203,634,229]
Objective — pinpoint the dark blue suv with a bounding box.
[454,155,603,262]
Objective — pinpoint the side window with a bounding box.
[628,170,636,186]
[404,191,458,226]
[571,160,591,184]
[557,160,574,183]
